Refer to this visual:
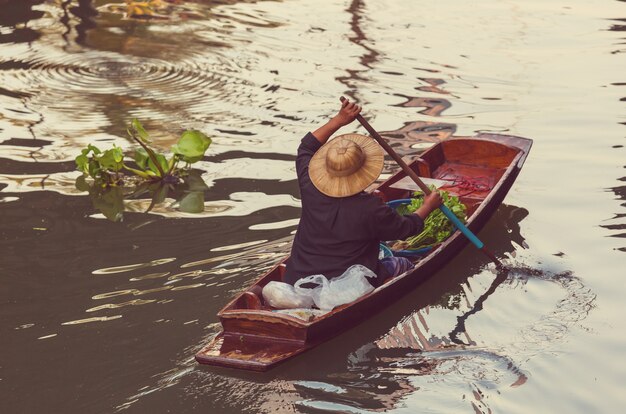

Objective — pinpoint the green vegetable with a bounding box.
[392,188,467,250]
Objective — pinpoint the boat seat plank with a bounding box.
[389,176,450,192]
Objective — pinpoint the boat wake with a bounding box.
[292,265,596,412]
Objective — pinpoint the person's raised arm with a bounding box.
[312,99,361,144]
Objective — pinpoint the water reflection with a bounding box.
[0,1,44,44]
[59,236,292,332]
[380,121,457,159]
[395,95,452,117]
[114,203,594,413]
[276,268,593,413]
[605,15,626,252]
[93,257,177,274]
[130,266,593,413]
[336,0,380,90]
[448,267,509,345]
[67,0,98,45]
[0,0,286,159]
[75,169,210,221]
[604,176,625,252]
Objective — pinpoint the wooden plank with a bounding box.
[195,333,312,371]
[389,176,450,192]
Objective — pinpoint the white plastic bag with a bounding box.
[294,265,376,311]
[262,281,314,309]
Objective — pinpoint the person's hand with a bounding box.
[415,191,442,219]
[423,191,442,212]
[332,99,361,127]
[311,99,362,144]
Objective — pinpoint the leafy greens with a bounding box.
[391,188,467,251]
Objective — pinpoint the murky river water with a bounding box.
[1,0,625,412]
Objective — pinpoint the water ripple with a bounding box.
[61,315,123,325]
[92,257,177,275]
[12,52,246,115]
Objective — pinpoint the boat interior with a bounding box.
[380,138,521,216]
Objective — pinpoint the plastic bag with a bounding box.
[294,265,376,311]
[262,281,314,309]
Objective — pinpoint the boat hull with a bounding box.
[196,133,532,371]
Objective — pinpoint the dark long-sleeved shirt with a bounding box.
[283,133,424,285]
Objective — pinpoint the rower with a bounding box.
[284,100,442,287]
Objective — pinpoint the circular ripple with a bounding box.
[4,49,256,132]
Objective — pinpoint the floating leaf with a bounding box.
[171,130,211,164]
[75,118,213,219]
[76,144,102,176]
[167,154,178,172]
[98,146,124,171]
[75,153,89,174]
[135,147,167,177]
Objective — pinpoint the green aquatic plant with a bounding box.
[392,187,467,250]
[123,119,212,181]
[75,119,211,184]
[75,175,126,221]
[75,144,125,186]
[74,119,212,220]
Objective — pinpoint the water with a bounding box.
[1,0,624,412]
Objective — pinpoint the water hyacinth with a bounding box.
[74,119,212,220]
[75,118,211,184]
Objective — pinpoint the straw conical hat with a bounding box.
[309,134,384,197]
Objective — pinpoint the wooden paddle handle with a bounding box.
[340,96,503,268]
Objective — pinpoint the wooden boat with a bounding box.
[195,133,532,371]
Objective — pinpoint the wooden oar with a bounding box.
[340,96,503,269]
